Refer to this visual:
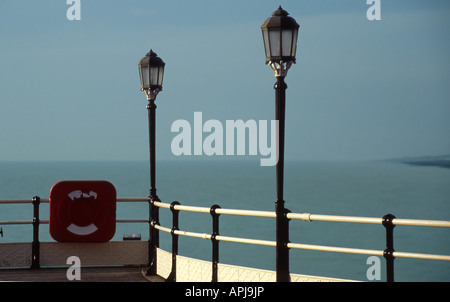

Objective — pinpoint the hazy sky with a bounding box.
[0,0,449,162]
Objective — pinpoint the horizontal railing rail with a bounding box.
[1,197,449,281]
[3,197,448,228]
[0,197,149,226]
[0,197,149,204]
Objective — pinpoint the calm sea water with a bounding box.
[1,159,449,282]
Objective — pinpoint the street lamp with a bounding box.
[261,6,299,282]
[138,49,165,101]
[138,49,165,199]
[138,49,165,275]
[261,5,299,76]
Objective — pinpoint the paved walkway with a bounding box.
[0,266,165,282]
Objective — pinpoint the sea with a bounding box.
[0,159,449,282]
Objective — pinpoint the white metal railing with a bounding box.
[151,200,450,262]
[154,200,450,228]
[1,197,450,281]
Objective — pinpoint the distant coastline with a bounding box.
[386,154,450,169]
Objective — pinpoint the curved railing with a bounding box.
[1,197,449,281]
[148,200,450,281]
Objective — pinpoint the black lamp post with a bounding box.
[138,49,165,274]
[261,6,299,282]
[138,49,165,198]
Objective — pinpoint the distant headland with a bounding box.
[386,154,450,169]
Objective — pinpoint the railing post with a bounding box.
[166,201,180,282]
[31,196,40,269]
[210,204,221,282]
[382,213,396,282]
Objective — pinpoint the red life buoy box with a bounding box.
[49,180,116,242]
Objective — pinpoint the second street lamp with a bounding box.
[138,49,165,102]
[138,49,165,275]
[138,49,165,199]
[261,6,299,77]
[261,6,300,282]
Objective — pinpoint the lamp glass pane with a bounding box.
[291,28,298,57]
[158,66,164,86]
[269,29,281,57]
[141,66,149,86]
[262,29,271,58]
[281,29,293,57]
[150,66,159,86]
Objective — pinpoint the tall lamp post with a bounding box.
[138,49,165,274]
[261,6,299,282]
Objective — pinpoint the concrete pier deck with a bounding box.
[0,267,165,282]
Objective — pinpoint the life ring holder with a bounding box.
[49,181,116,243]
